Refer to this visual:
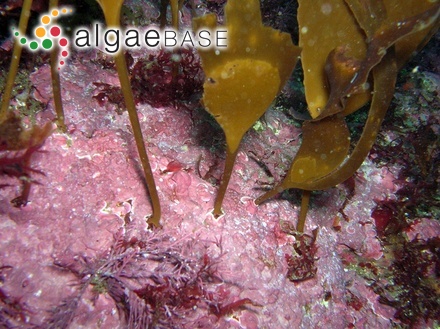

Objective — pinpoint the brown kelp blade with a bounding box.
[256,52,397,232]
[379,0,440,69]
[194,0,301,217]
[334,1,440,113]
[288,51,397,192]
[325,0,440,119]
[256,0,438,233]
[258,0,439,198]
[297,0,370,120]
[255,116,350,204]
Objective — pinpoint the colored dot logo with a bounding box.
[12,7,73,70]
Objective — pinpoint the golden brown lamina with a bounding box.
[193,0,301,217]
[256,0,439,232]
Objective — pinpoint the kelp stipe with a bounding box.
[0,0,67,132]
[0,0,60,205]
[0,0,32,124]
[256,0,440,232]
[160,0,183,29]
[49,0,67,132]
[194,0,301,217]
[96,0,161,227]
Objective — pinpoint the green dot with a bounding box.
[29,41,38,50]
[15,32,19,36]
[20,37,26,44]
[42,39,52,50]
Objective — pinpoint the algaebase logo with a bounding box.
[11,6,227,72]
[12,7,73,70]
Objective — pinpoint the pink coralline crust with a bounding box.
[404,218,440,241]
[1,38,439,329]
[66,288,122,329]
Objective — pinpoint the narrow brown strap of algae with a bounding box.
[290,50,398,191]
[49,0,67,132]
[0,0,33,123]
[98,0,162,227]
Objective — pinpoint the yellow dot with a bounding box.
[41,15,50,24]
[61,8,67,14]
[52,9,59,17]
[35,27,46,38]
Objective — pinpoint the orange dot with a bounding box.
[52,9,59,17]
[35,27,46,38]
[61,8,67,14]
[41,15,50,24]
